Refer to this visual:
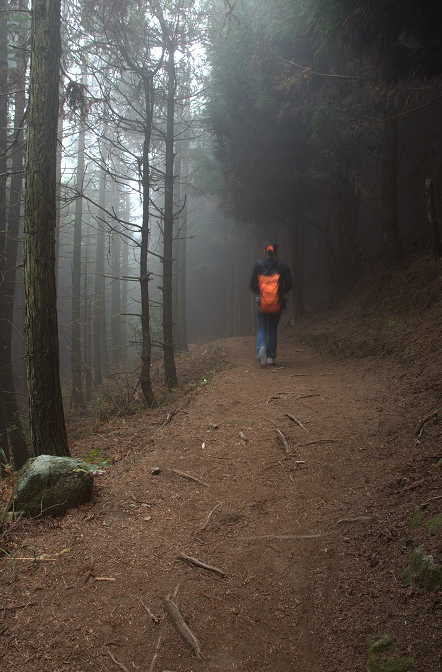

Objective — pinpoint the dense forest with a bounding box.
[1,0,442,468]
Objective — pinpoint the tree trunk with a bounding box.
[162,42,178,389]
[24,0,69,456]
[177,147,188,352]
[93,137,108,386]
[139,76,155,406]
[111,183,122,366]
[381,117,403,265]
[424,177,442,259]
[0,0,10,466]
[2,12,28,468]
[71,113,86,408]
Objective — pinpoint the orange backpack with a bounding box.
[258,266,281,313]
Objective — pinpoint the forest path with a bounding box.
[1,332,435,671]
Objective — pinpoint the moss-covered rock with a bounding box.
[402,547,442,591]
[366,635,415,672]
[2,455,93,520]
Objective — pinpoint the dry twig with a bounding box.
[177,552,226,577]
[302,439,341,446]
[106,647,130,672]
[149,634,162,672]
[275,428,290,454]
[240,534,321,541]
[140,598,161,623]
[285,413,308,433]
[416,408,440,437]
[170,469,209,487]
[200,502,221,530]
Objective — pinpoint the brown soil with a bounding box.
[1,253,441,672]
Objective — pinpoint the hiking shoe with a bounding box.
[267,357,274,365]
[257,345,267,366]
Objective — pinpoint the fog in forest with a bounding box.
[1,0,442,466]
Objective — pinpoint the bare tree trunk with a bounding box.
[177,148,188,352]
[24,0,69,456]
[162,42,178,389]
[425,177,442,259]
[120,191,130,361]
[0,0,10,465]
[381,117,403,265]
[93,134,109,386]
[139,76,155,406]
[83,219,92,402]
[71,112,86,408]
[2,12,28,468]
[111,182,122,366]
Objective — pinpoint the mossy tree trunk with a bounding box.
[23,0,70,457]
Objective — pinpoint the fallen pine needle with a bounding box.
[177,552,226,577]
[94,576,116,582]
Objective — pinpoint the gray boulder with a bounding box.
[2,454,94,519]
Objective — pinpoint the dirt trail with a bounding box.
[1,333,440,671]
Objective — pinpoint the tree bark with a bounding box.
[71,112,86,408]
[424,177,442,259]
[23,0,70,457]
[0,0,10,465]
[2,7,29,468]
[381,117,403,265]
[93,135,108,386]
[139,76,155,406]
[111,180,122,366]
[162,42,178,389]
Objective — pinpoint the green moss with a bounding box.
[402,547,442,591]
[408,506,426,532]
[366,635,414,672]
[425,513,442,534]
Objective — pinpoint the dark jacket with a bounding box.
[249,257,293,301]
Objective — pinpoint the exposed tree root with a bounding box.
[164,594,203,659]
[177,552,226,577]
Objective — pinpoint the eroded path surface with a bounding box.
[1,334,439,671]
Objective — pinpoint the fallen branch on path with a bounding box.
[336,516,378,525]
[239,534,321,541]
[140,598,161,623]
[275,428,290,454]
[164,594,203,659]
[170,469,209,487]
[149,634,162,672]
[416,408,440,438]
[285,413,308,433]
[106,647,130,672]
[420,494,442,507]
[301,439,341,446]
[390,479,426,495]
[177,552,226,577]
[200,502,221,530]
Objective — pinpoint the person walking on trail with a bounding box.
[250,243,293,366]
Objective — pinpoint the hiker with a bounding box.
[249,243,293,366]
